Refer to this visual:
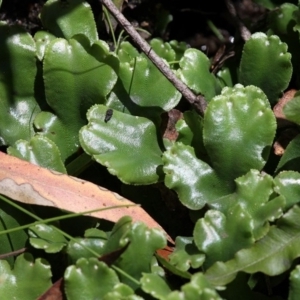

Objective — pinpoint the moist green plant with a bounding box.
[2,0,300,299]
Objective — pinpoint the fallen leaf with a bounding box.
[98,242,130,266]
[273,89,297,128]
[273,128,300,156]
[0,152,173,243]
[37,278,64,300]
[156,245,174,261]
[161,109,183,142]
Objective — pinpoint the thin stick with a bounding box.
[100,0,207,116]
[225,0,251,41]
[0,247,27,259]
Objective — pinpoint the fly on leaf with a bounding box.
[104,108,113,123]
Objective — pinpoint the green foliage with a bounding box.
[275,135,300,174]
[80,105,163,184]
[205,205,300,286]
[0,201,32,267]
[168,237,205,272]
[164,273,222,300]
[103,284,143,300]
[283,92,300,124]
[163,85,276,210]
[194,207,254,268]
[0,23,39,146]
[3,0,300,298]
[176,110,208,161]
[239,33,292,104]
[193,169,286,268]
[40,0,98,43]
[67,229,107,263]
[0,253,51,299]
[163,142,230,210]
[8,135,66,173]
[34,31,56,61]
[141,273,172,299]
[253,0,296,10]
[203,85,276,182]
[150,39,177,63]
[178,49,221,101]
[29,224,68,253]
[107,41,181,120]
[106,217,167,289]
[274,171,300,209]
[65,258,120,299]
[37,36,118,161]
[289,265,300,300]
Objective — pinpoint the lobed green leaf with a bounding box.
[150,39,176,63]
[211,170,285,239]
[103,283,142,300]
[141,273,172,299]
[165,273,222,300]
[205,205,300,286]
[204,84,276,184]
[274,171,300,210]
[0,253,51,299]
[41,0,98,43]
[114,221,167,289]
[0,200,32,267]
[178,48,221,101]
[169,40,188,62]
[169,236,205,272]
[64,258,119,299]
[289,265,300,300]
[239,33,292,104]
[67,228,107,264]
[109,43,181,118]
[8,135,66,173]
[34,31,56,61]
[268,3,300,78]
[36,36,118,160]
[163,142,231,210]
[29,224,68,253]
[268,3,298,36]
[194,205,254,268]
[283,92,300,125]
[0,23,40,146]
[275,135,300,174]
[80,105,163,184]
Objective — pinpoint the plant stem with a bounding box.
[207,19,225,42]
[100,0,207,116]
[225,0,251,41]
[0,248,27,259]
[102,6,117,48]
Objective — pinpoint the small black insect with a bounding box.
[104,109,113,123]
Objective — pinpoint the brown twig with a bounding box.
[0,247,27,259]
[100,0,207,116]
[225,0,251,41]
